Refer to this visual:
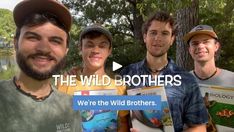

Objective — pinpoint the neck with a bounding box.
[194,59,219,79]
[15,71,52,99]
[146,52,168,73]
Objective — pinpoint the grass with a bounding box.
[0,64,18,80]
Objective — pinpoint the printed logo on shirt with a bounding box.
[56,122,71,132]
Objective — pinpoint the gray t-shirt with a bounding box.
[0,79,81,132]
[190,69,234,87]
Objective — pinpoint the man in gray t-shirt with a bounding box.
[184,25,234,87]
[0,0,81,131]
[184,25,234,132]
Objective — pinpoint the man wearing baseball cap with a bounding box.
[184,25,234,86]
[58,24,129,132]
[184,25,234,132]
[0,0,81,131]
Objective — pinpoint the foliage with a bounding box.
[0,65,18,80]
[63,0,234,71]
[62,0,145,68]
[65,22,82,70]
[199,0,234,70]
[0,8,15,44]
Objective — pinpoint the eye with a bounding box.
[203,40,208,44]
[190,42,199,47]
[149,31,157,36]
[99,45,105,48]
[26,35,39,41]
[49,36,64,45]
[85,43,94,48]
[162,32,170,36]
[51,38,62,44]
[99,42,109,48]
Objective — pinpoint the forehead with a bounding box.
[148,20,172,32]
[20,22,67,38]
[82,34,110,43]
[190,34,214,42]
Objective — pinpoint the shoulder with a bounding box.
[109,78,126,95]
[165,61,199,95]
[52,86,72,100]
[0,79,15,92]
[120,60,144,76]
[0,79,12,86]
[166,61,197,83]
[220,69,234,76]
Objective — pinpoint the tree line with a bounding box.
[63,0,234,72]
[0,0,233,71]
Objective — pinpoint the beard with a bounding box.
[16,51,66,80]
[148,47,169,58]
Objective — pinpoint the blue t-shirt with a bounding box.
[120,58,208,132]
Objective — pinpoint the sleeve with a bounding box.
[116,85,130,132]
[183,78,208,125]
[73,110,82,132]
[57,80,69,94]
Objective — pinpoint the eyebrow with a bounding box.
[24,31,64,42]
[24,31,41,38]
[162,30,170,33]
[50,36,64,42]
[148,30,170,33]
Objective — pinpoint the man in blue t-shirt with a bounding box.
[120,11,208,132]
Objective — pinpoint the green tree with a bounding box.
[63,0,234,71]
[176,0,199,70]
[0,8,15,46]
[199,0,234,71]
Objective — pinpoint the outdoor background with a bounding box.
[0,0,234,80]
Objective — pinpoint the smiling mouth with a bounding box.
[30,55,56,67]
[195,51,208,55]
[152,44,163,47]
[32,55,53,61]
[90,56,102,61]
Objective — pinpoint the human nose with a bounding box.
[35,39,51,53]
[154,34,162,41]
[91,46,100,53]
[195,42,206,50]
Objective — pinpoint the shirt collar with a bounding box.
[140,58,175,74]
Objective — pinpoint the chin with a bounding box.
[196,59,209,63]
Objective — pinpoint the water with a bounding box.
[0,55,18,80]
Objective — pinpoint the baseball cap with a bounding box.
[13,0,72,32]
[79,25,112,46]
[183,25,218,44]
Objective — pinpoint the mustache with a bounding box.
[27,52,56,61]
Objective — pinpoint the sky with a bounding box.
[0,0,22,11]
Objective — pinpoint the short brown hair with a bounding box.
[15,13,70,47]
[142,11,177,36]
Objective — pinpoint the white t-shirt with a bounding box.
[190,69,234,87]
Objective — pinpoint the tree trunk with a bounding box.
[176,0,199,71]
[132,7,144,45]
[127,0,144,45]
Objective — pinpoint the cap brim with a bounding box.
[183,30,218,44]
[80,27,112,43]
[13,0,72,32]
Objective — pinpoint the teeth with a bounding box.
[35,56,50,60]
[196,52,207,54]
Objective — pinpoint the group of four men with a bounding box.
[0,0,233,132]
